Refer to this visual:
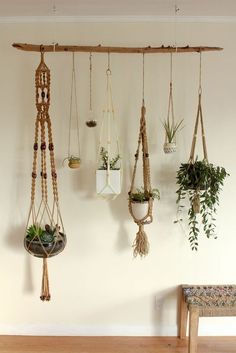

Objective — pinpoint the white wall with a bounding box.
[0,20,236,336]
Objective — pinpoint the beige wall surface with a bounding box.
[0,21,236,336]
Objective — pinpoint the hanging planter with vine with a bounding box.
[176,52,228,250]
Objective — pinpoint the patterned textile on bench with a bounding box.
[183,285,236,307]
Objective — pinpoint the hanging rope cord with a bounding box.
[68,52,81,159]
[89,52,93,112]
[189,51,208,163]
[165,53,176,143]
[128,54,153,257]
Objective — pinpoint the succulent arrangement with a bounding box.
[176,159,228,250]
[26,224,59,244]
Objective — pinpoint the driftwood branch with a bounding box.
[12,43,223,54]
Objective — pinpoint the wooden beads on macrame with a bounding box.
[24,51,66,301]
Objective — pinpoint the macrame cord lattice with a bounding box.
[24,50,66,301]
[128,54,153,257]
[96,56,121,199]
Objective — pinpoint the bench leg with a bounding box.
[179,288,188,339]
[188,306,199,353]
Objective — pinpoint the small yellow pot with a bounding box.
[68,157,81,169]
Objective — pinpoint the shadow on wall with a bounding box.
[57,123,99,198]
[5,224,34,294]
[109,193,131,253]
[108,144,136,253]
[152,285,180,336]
[23,254,34,294]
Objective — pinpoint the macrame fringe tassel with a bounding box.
[133,224,149,258]
[40,258,51,301]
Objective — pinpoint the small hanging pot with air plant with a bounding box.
[175,52,228,251]
[64,52,81,169]
[163,53,183,154]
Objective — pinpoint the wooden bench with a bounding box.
[179,284,236,353]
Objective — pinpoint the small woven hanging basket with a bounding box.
[163,142,177,154]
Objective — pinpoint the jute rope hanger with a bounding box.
[128,53,153,258]
[25,48,66,301]
[189,51,208,164]
[66,52,81,163]
[165,52,175,143]
[86,52,97,127]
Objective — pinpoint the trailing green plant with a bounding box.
[26,224,57,244]
[98,147,121,170]
[176,159,228,250]
[163,119,183,143]
[129,187,160,203]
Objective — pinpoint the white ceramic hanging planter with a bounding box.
[96,55,122,200]
[96,169,121,196]
[130,200,149,220]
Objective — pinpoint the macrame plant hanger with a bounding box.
[189,52,208,164]
[163,53,179,153]
[128,54,153,257]
[86,53,97,127]
[188,51,208,212]
[64,52,81,169]
[96,53,122,200]
[24,49,66,301]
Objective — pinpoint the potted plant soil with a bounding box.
[176,158,228,250]
[24,223,66,258]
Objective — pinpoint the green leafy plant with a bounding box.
[129,187,160,203]
[176,159,228,250]
[26,224,44,240]
[26,224,56,244]
[98,147,121,170]
[163,119,183,143]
